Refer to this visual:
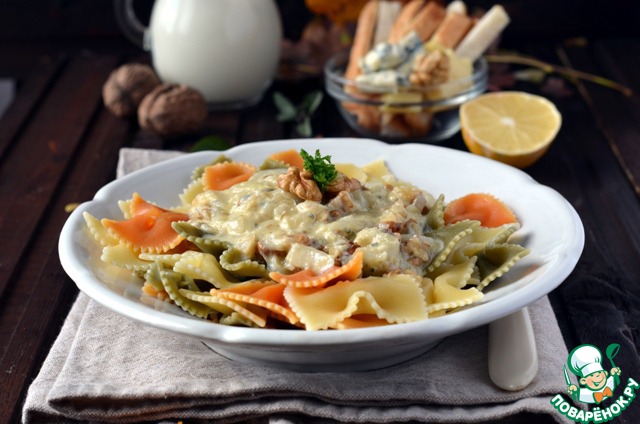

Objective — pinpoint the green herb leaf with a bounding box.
[273,91,297,122]
[300,91,323,115]
[190,136,231,152]
[300,148,337,192]
[296,118,312,138]
[273,91,323,136]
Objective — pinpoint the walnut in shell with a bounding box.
[138,84,208,138]
[277,167,323,202]
[409,50,450,87]
[102,63,161,117]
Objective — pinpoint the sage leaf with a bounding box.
[296,118,312,138]
[273,92,297,122]
[301,91,323,115]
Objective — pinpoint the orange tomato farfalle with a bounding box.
[443,193,518,228]
[203,162,256,191]
[268,149,305,169]
[269,250,364,288]
[102,194,188,253]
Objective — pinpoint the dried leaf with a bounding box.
[513,68,546,84]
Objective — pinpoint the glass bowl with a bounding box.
[324,51,488,142]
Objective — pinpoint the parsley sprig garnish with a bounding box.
[300,149,337,192]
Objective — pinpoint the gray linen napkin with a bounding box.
[24,148,573,424]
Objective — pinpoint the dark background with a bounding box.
[0,0,639,44]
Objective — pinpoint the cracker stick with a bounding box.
[381,112,411,138]
[446,0,467,15]
[410,1,446,42]
[388,0,426,43]
[373,1,402,45]
[431,3,473,48]
[345,0,380,80]
[403,110,434,136]
[354,104,383,133]
[455,4,510,61]
[344,1,383,131]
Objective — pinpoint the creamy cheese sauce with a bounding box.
[189,169,442,275]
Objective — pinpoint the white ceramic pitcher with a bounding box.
[115,0,282,108]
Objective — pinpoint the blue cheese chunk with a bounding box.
[355,70,409,92]
[356,32,427,93]
[360,42,409,74]
[360,31,424,74]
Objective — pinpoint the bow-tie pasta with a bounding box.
[84,149,528,330]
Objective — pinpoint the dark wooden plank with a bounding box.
[592,38,640,189]
[592,38,640,113]
[529,49,640,422]
[203,110,244,146]
[0,107,133,424]
[540,94,640,319]
[555,39,640,196]
[130,110,243,152]
[0,53,65,160]
[237,89,286,143]
[0,52,119,298]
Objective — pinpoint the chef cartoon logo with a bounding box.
[565,344,621,404]
[550,343,639,423]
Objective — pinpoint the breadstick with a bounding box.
[431,6,473,48]
[355,105,382,133]
[455,5,510,61]
[403,110,434,136]
[410,2,446,42]
[345,0,380,81]
[388,0,426,43]
[373,1,402,45]
[381,112,411,138]
[446,0,467,15]
[343,1,383,130]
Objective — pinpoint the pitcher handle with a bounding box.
[114,0,149,50]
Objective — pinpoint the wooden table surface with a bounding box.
[0,36,639,423]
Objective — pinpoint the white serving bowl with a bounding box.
[59,138,583,372]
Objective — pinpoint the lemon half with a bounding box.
[460,91,562,168]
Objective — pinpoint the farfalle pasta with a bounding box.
[83,149,529,330]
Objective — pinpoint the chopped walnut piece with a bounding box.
[409,50,450,87]
[289,233,311,245]
[327,190,356,217]
[326,173,364,193]
[406,235,436,262]
[277,167,322,202]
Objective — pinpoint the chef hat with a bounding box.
[568,344,604,378]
